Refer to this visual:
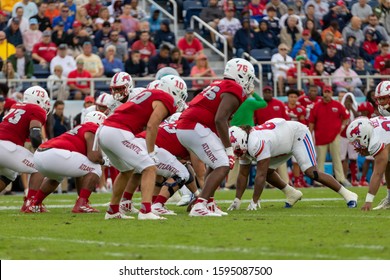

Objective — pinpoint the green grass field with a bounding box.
[0,187,389,260]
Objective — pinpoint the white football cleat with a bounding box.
[104,211,134,220]
[138,212,167,220]
[166,191,181,203]
[373,196,390,210]
[152,203,177,215]
[189,202,222,217]
[207,201,228,215]
[285,189,303,208]
[120,199,139,214]
[176,194,194,206]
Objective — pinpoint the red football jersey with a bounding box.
[177,79,245,135]
[0,103,47,146]
[40,122,98,155]
[137,121,190,160]
[297,95,322,120]
[285,104,307,125]
[104,89,176,134]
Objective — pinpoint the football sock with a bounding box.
[152,195,157,203]
[122,191,133,201]
[140,202,151,213]
[27,189,37,199]
[34,190,49,204]
[108,204,119,214]
[79,189,91,200]
[154,195,167,205]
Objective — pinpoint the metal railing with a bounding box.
[190,16,228,65]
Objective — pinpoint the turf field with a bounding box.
[0,187,389,260]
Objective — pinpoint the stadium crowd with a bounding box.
[1,0,390,218]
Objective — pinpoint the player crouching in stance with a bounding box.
[347,116,390,211]
[0,86,50,211]
[25,111,108,213]
[227,118,358,210]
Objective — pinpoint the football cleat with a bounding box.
[25,202,48,213]
[72,197,99,213]
[151,203,177,215]
[120,199,139,214]
[346,192,358,208]
[176,194,194,206]
[138,212,167,220]
[189,202,222,217]
[359,180,369,186]
[21,197,33,212]
[104,211,134,219]
[373,197,390,210]
[207,201,228,215]
[285,189,303,208]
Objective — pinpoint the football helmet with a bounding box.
[228,126,248,157]
[155,67,180,80]
[224,58,255,96]
[346,117,373,149]
[159,75,187,108]
[165,112,181,124]
[83,111,107,125]
[129,87,146,99]
[110,72,133,101]
[375,81,390,109]
[23,86,51,113]
[95,92,115,115]
[147,80,161,89]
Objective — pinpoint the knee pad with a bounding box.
[0,175,13,187]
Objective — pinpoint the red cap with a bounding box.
[302,29,310,36]
[323,85,333,92]
[73,20,82,28]
[84,96,95,103]
[0,10,7,17]
[263,85,273,92]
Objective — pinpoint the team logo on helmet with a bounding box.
[349,123,361,137]
[230,131,237,144]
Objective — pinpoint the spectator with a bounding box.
[353,57,372,89]
[32,30,57,66]
[351,0,372,24]
[46,100,71,139]
[8,44,33,79]
[177,28,204,64]
[321,21,344,47]
[304,19,322,46]
[302,3,321,30]
[360,29,381,64]
[131,31,156,64]
[51,21,69,47]
[374,0,390,36]
[304,0,329,22]
[373,41,390,73]
[73,96,95,127]
[129,0,147,21]
[262,6,280,37]
[333,57,364,97]
[291,0,306,20]
[308,85,351,187]
[279,5,303,31]
[148,8,162,35]
[102,45,124,77]
[65,0,76,18]
[9,6,29,33]
[364,14,390,43]
[12,0,38,19]
[52,5,74,31]
[84,0,102,20]
[218,8,242,51]
[290,29,322,63]
[76,41,104,78]
[254,19,279,50]
[4,17,23,47]
[50,43,76,78]
[169,47,190,77]
[153,19,175,49]
[30,2,51,32]
[124,50,146,77]
[67,58,92,100]
[190,53,216,90]
[0,31,16,61]
[254,85,289,125]
[75,6,93,35]
[234,18,255,58]
[22,18,42,53]
[94,21,112,55]
[120,3,139,42]
[322,1,352,31]
[95,7,114,30]
[66,21,92,58]
[342,35,360,60]
[266,0,288,18]
[0,95,5,122]
[108,0,123,19]
[104,30,128,62]
[245,0,266,22]
[312,60,330,89]
[318,43,341,74]
[286,53,314,93]
[297,84,322,121]
[47,64,69,100]
[148,44,171,75]
[280,16,302,50]
[0,61,22,93]
[44,1,60,24]
[342,16,364,47]
[271,43,294,95]
[0,11,7,31]
[199,0,225,46]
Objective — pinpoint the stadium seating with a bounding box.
[33,64,50,79]
[183,1,204,28]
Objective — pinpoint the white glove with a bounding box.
[227,198,241,211]
[149,151,160,165]
[225,147,235,169]
[102,156,111,167]
[247,199,260,211]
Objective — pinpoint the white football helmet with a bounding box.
[346,117,373,149]
[224,58,255,96]
[229,126,248,157]
[375,81,390,109]
[155,67,180,80]
[83,111,107,125]
[95,92,115,115]
[23,86,51,113]
[110,72,133,101]
[159,75,187,109]
[147,80,161,89]
[129,87,146,99]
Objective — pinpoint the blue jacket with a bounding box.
[290,39,322,63]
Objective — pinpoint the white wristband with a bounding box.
[225,147,234,156]
[365,193,375,203]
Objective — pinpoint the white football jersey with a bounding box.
[368,117,390,158]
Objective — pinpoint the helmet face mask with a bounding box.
[375,81,390,109]
[229,126,248,157]
[110,72,133,101]
[346,118,373,150]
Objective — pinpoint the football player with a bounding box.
[227,118,358,210]
[0,86,50,210]
[26,111,107,213]
[176,58,255,217]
